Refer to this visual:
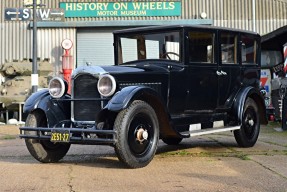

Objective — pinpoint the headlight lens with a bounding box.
[97,74,116,97]
[48,77,67,98]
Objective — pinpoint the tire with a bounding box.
[24,111,70,163]
[114,100,159,168]
[234,98,260,147]
[162,137,183,145]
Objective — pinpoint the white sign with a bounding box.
[4,8,65,22]
[36,9,65,21]
[5,8,31,21]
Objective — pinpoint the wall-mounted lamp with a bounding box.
[200,12,207,19]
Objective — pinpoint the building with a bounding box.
[0,0,287,74]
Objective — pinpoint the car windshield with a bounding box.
[117,30,181,65]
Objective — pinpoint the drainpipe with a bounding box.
[252,0,256,32]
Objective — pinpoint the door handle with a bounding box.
[216,71,222,76]
[216,70,227,76]
[221,70,227,75]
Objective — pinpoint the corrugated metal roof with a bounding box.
[0,0,286,66]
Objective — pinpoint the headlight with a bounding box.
[97,74,116,97]
[48,77,67,98]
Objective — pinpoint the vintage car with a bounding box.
[20,25,267,168]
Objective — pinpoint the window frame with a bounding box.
[240,34,259,66]
[219,32,239,65]
[187,29,217,65]
[115,29,184,65]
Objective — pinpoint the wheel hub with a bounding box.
[136,127,148,144]
[248,119,254,126]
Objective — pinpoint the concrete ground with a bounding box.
[0,123,286,192]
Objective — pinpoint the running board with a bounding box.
[181,126,241,137]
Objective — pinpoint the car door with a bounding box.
[217,31,241,109]
[185,29,219,112]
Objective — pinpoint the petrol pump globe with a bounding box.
[61,39,73,93]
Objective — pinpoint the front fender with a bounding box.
[23,89,71,127]
[23,89,50,113]
[102,86,178,138]
[233,86,267,125]
[105,86,163,112]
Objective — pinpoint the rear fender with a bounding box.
[233,87,267,125]
[23,89,71,127]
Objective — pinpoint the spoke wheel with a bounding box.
[114,100,159,168]
[234,98,260,147]
[242,108,257,140]
[128,118,154,156]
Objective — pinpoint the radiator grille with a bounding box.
[73,74,101,121]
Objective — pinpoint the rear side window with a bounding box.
[241,35,257,65]
[221,33,238,64]
[188,31,215,63]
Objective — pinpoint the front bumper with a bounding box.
[19,126,117,145]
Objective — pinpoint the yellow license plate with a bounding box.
[50,130,70,142]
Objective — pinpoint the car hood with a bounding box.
[71,63,172,79]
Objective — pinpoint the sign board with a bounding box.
[59,1,181,17]
[272,63,284,74]
[4,8,65,21]
[5,8,31,21]
[260,69,271,106]
[36,8,65,21]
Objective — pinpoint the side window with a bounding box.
[242,35,257,65]
[221,33,237,64]
[189,31,215,63]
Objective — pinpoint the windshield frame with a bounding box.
[114,29,184,65]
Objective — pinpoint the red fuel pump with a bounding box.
[61,39,73,94]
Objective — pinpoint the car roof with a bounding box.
[113,25,259,36]
[261,25,287,51]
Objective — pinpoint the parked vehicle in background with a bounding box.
[20,25,267,168]
[0,60,53,123]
